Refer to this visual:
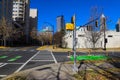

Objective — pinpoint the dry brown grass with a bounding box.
[36,45,120,52]
[73,68,120,80]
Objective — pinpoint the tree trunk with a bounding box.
[4,38,6,46]
[92,43,95,50]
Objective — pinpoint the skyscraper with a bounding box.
[116,19,120,32]
[0,0,13,24]
[12,0,30,43]
[29,8,38,33]
[56,15,65,32]
[13,0,25,22]
[100,14,106,31]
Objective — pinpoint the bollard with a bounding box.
[67,51,72,58]
[88,50,91,55]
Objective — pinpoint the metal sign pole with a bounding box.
[73,14,78,72]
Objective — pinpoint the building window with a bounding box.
[78,35,84,37]
[108,35,113,37]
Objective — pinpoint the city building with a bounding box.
[116,19,120,32]
[29,8,38,33]
[100,14,107,31]
[63,30,120,48]
[13,0,25,22]
[12,0,30,43]
[0,0,13,24]
[56,15,65,32]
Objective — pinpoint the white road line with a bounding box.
[14,51,40,73]
[0,75,7,77]
[0,63,7,68]
[31,60,54,62]
[50,51,57,64]
[30,50,34,52]
[15,49,19,51]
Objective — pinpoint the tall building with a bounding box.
[29,9,38,32]
[100,14,106,31]
[0,0,13,24]
[56,15,65,32]
[116,19,120,32]
[12,0,30,43]
[13,0,25,22]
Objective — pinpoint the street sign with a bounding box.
[66,23,74,31]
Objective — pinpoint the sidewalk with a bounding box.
[2,60,120,80]
[2,63,76,80]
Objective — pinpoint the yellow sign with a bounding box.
[66,23,74,31]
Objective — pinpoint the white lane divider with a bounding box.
[14,51,40,73]
[0,63,7,68]
[50,51,57,64]
[30,50,34,52]
[0,75,7,77]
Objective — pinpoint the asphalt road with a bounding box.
[0,47,38,76]
[0,48,68,77]
[0,47,120,77]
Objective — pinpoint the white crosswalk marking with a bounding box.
[0,75,7,77]
[15,51,40,73]
[0,63,7,68]
[15,49,19,51]
[31,60,54,61]
[30,50,34,52]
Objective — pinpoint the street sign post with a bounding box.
[65,14,78,72]
[72,14,78,72]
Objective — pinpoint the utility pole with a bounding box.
[103,18,106,50]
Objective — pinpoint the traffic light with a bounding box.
[71,16,74,23]
[71,15,75,24]
[95,20,98,27]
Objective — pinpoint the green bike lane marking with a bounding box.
[8,56,22,62]
[70,55,108,61]
[0,56,8,59]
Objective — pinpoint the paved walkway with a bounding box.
[2,60,120,80]
[2,63,76,80]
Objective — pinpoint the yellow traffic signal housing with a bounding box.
[66,23,74,31]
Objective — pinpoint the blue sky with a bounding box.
[30,0,120,32]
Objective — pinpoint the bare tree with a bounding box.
[30,27,37,39]
[85,31,103,49]
[85,7,103,49]
[37,32,52,46]
[0,17,14,46]
[53,29,65,48]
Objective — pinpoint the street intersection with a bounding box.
[0,47,120,78]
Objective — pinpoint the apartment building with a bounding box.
[12,0,30,43]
